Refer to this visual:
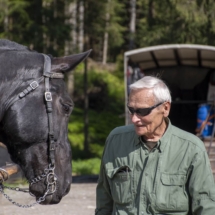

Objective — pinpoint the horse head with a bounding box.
[0,39,91,204]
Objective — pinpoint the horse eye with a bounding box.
[62,104,71,112]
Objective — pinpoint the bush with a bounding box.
[68,63,125,160]
[72,158,101,175]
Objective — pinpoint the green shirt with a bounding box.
[95,120,215,215]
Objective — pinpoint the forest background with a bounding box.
[0,0,215,175]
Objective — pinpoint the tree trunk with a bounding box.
[3,1,8,34]
[78,1,84,52]
[64,1,77,97]
[83,0,89,157]
[129,0,136,50]
[102,0,111,65]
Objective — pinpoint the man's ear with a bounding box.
[163,102,171,117]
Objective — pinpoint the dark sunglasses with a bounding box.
[127,102,164,117]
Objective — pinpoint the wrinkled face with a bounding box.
[128,88,170,138]
[1,78,73,204]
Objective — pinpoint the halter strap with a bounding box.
[43,54,64,79]
[42,54,56,166]
[5,55,64,110]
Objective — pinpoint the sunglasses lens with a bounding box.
[128,107,134,114]
[137,109,150,116]
[128,102,163,117]
[128,106,151,116]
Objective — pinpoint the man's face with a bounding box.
[128,88,170,138]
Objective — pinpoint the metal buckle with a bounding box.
[45,92,52,101]
[30,81,39,90]
[50,73,64,79]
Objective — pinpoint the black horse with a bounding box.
[0,39,91,205]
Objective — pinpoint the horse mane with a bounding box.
[0,39,29,51]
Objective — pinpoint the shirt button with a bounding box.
[141,212,144,215]
[145,173,148,176]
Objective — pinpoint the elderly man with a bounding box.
[95,76,215,215]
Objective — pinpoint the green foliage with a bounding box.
[0,0,31,40]
[115,54,124,79]
[73,62,125,110]
[0,0,71,55]
[72,158,101,175]
[136,0,215,47]
[107,0,126,60]
[68,108,85,151]
[83,0,126,61]
[1,0,215,60]
[68,64,125,159]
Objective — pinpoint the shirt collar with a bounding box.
[139,136,159,150]
[158,117,172,152]
[134,117,172,152]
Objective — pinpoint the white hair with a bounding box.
[129,76,172,103]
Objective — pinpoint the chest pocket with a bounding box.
[106,166,133,205]
[153,173,188,212]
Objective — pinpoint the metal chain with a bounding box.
[29,168,49,185]
[2,185,29,193]
[0,184,39,208]
[0,183,54,208]
[0,164,57,208]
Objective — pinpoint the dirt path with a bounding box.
[0,183,97,215]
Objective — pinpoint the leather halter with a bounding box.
[3,54,64,198]
[42,54,64,167]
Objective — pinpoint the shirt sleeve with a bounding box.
[95,161,113,215]
[188,149,215,214]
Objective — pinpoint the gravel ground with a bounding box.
[0,183,97,215]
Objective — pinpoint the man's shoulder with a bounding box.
[103,124,137,161]
[109,124,135,136]
[171,125,205,150]
[105,124,137,148]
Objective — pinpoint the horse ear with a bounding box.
[51,50,92,73]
